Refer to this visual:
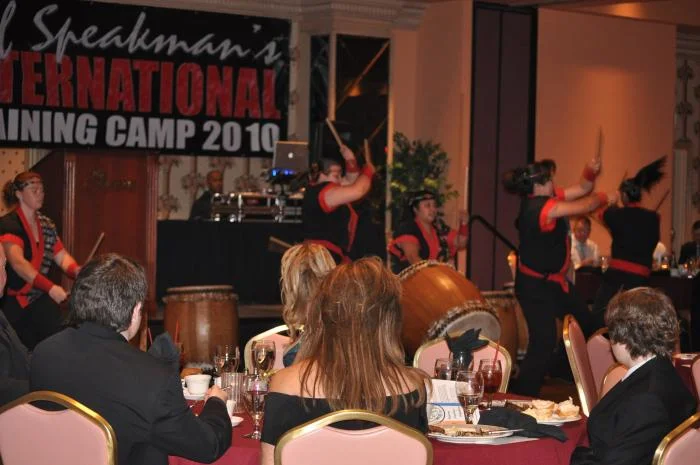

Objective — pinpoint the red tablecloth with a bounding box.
[170,396,588,465]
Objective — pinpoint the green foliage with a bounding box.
[388,132,458,229]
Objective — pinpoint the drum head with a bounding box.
[425,300,501,344]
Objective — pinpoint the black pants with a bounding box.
[591,269,648,329]
[1,294,63,350]
[511,272,596,397]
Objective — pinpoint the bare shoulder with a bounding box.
[269,364,303,396]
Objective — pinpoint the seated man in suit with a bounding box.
[189,170,224,220]
[679,220,700,265]
[571,287,696,465]
[30,254,231,465]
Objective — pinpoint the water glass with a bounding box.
[478,359,503,408]
[242,374,269,440]
[224,372,246,414]
[252,340,276,376]
[216,345,240,375]
[434,358,452,380]
[454,370,483,424]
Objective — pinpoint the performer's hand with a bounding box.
[48,285,68,304]
[607,190,619,206]
[339,145,355,161]
[587,156,602,175]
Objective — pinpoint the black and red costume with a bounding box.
[388,218,458,274]
[591,204,659,327]
[513,192,596,397]
[0,208,73,349]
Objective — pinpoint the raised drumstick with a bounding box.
[325,118,343,147]
[85,232,105,264]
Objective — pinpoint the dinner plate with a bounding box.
[537,414,582,426]
[428,423,514,444]
[183,389,205,401]
[673,353,698,361]
[231,416,244,427]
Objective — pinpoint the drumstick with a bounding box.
[595,127,603,161]
[325,118,343,147]
[268,236,293,253]
[84,232,105,264]
[654,188,670,212]
[363,138,370,159]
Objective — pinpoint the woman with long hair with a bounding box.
[0,171,80,349]
[261,257,429,464]
[388,190,468,274]
[279,243,336,366]
[503,157,615,396]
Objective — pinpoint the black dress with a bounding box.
[388,218,457,274]
[261,390,428,445]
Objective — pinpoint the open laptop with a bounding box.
[271,141,309,177]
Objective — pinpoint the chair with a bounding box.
[274,409,433,465]
[413,336,512,392]
[563,314,598,417]
[652,412,700,465]
[0,390,117,465]
[244,324,291,372]
[692,358,700,403]
[586,328,616,396]
[599,363,627,398]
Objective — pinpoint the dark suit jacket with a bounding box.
[679,241,699,265]
[0,309,30,405]
[189,191,213,220]
[570,357,696,465]
[30,323,231,465]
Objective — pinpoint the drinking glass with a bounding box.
[600,255,609,273]
[478,359,502,409]
[433,358,452,380]
[252,340,276,377]
[215,345,240,375]
[242,374,269,440]
[454,370,484,424]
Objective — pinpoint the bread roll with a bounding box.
[180,367,202,378]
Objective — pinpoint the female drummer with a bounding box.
[388,190,469,274]
[302,145,374,264]
[503,158,615,396]
[0,171,80,349]
[591,157,666,328]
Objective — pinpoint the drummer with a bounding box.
[388,191,468,274]
[0,172,80,349]
[502,158,616,397]
[302,145,374,264]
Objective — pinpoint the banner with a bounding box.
[0,1,289,157]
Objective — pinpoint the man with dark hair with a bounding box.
[189,170,224,220]
[571,287,696,465]
[570,216,599,269]
[30,254,231,465]
[678,220,700,265]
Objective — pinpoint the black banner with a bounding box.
[0,1,289,157]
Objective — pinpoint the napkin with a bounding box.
[445,328,489,369]
[147,332,180,374]
[479,408,568,442]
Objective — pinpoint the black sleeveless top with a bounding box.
[302,182,358,260]
[517,196,569,274]
[261,390,427,445]
[603,206,659,269]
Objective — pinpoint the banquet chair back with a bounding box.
[599,363,627,398]
[275,409,433,465]
[563,314,598,417]
[652,412,700,465]
[586,328,615,396]
[692,358,700,403]
[413,336,512,392]
[0,390,117,465]
[244,325,290,372]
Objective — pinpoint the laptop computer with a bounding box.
[272,141,309,177]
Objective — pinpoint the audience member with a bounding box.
[279,243,335,367]
[30,254,231,465]
[570,216,599,269]
[189,170,224,220]
[571,287,696,465]
[261,257,429,465]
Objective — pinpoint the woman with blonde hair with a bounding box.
[261,257,429,464]
[279,243,335,366]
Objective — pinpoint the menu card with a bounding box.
[426,379,467,424]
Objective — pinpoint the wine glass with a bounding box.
[242,374,269,440]
[216,345,240,375]
[454,370,483,424]
[433,358,452,380]
[252,340,276,377]
[478,359,502,409]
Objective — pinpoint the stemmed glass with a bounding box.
[433,358,452,380]
[215,345,240,376]
[242,374,269,440]
[478,359,502,409]
[252,340,276,377]
[454,370,484,424]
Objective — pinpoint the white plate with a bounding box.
[231,416,244,427]
[183,389,205,401]
[674,353,698,361]
[537,414,582,426]
[428,423,514,444]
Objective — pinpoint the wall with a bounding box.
[536,8,676,254]
[567,0,700,28]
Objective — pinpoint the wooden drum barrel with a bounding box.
[163,285,239,364]
[399,261,496,354]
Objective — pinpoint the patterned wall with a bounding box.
[0,149,27,216]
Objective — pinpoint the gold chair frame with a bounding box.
[652,412,700,465]
[563,314,597,417]
[412,335,512,392]
[274,409,433,465]
[0,390,117,465]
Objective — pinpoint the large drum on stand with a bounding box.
[399,261,500,354]
[163,285,239,364]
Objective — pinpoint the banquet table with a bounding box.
[170,395,588,465]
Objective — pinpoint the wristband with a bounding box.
[596,192,609,207]
[345,159,359,173]
[582,165,598,182]
[458,223,468,236]
[361,165,375,178]
[66,262,80,279]
[32,273,55,293]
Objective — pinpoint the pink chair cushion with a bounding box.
[0,403,110,465]
[565,317,598,415]
[279,424,430,465]
[415,340,450,376]
[586,334,616,395]
[661,427,700,465]
[692,358,700,404]
[600,364,627,398]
